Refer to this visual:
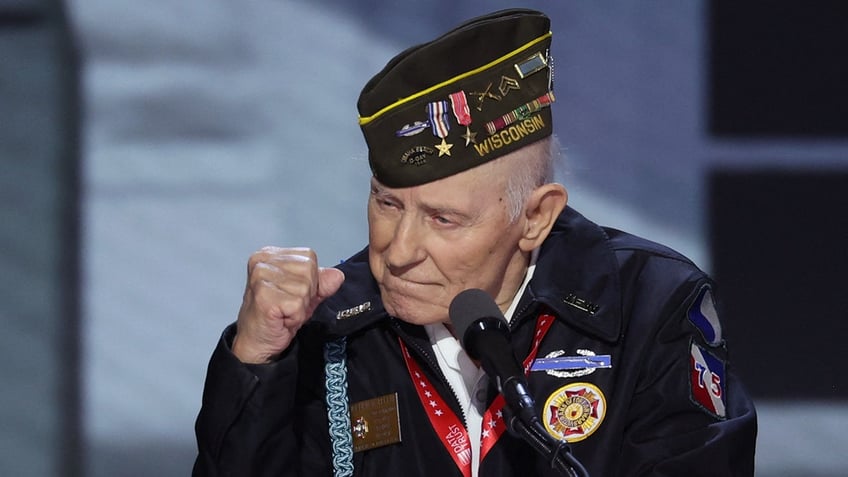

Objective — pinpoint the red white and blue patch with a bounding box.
[687,286,723,346]
[689,341,727,418]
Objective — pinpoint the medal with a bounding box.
[427,100,453,156]
[449,91,477,146]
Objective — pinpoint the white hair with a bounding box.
[502,135,562,222]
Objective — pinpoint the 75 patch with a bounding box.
[689,341,726,418]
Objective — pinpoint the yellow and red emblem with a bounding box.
[543,382,607,442]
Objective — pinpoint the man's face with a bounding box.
[367,160,529,325]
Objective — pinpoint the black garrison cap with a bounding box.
[358,9,555,188]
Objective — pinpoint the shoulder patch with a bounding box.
[687,286,722,346]
[689,341,727,419]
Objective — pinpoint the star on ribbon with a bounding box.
[461,127,477,146]
[435,138,454,157]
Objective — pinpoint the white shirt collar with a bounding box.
[422,248,538,477]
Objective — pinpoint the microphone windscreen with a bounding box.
[449,288,506,340]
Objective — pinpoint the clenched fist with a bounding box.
[231,246,345,364]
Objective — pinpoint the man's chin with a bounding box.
[382,296,448,325]
[393,314,448,326]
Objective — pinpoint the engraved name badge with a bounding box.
[350,393,402,452]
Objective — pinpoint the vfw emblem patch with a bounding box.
[543,382,607,442]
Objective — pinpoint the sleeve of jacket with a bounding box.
[618,275,758,476]
[192,324,332,477]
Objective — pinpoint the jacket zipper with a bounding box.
[391,319,469,428]
[509,298,539,332]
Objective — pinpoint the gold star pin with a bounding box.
[435,138,453,157]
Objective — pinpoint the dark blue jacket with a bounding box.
[193,207,757,476]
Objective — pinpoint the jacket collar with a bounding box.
[312,250,387,338]
[313,207,623,344]
[519,207,623,343]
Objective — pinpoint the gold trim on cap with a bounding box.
[358,31,552,126]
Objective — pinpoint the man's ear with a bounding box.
[518,183,568,252]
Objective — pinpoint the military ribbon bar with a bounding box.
[484,92,555,135]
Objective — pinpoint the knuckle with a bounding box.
[289,247,317,259]
[247,263,277,286]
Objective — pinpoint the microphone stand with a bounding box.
[501,383,590,477]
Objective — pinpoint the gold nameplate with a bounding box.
[350,393,402,452]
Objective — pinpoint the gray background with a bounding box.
[2,0,846,475]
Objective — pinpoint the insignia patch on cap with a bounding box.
[497,75,521,96]
[396,121,429,137]
[543,382,607,442]
[687,286,723,346]
[514,52,548,78]
[689,341,727,418]
[400,146,434,166]
[469,82,502,111]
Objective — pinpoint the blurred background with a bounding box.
[2,0,846,475]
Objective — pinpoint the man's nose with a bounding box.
[384,213,427,270]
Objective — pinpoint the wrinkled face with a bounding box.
[367,161,530,325]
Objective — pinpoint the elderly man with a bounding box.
[193,8,756,477]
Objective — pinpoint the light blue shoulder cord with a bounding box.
[324,337,354,477]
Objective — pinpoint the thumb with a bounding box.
[316,267,345,301]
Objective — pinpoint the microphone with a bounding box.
[449,289,591,477]
[448,288,538,431]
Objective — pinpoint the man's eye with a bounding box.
[376,198,398,209]
[433,215,453,225]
